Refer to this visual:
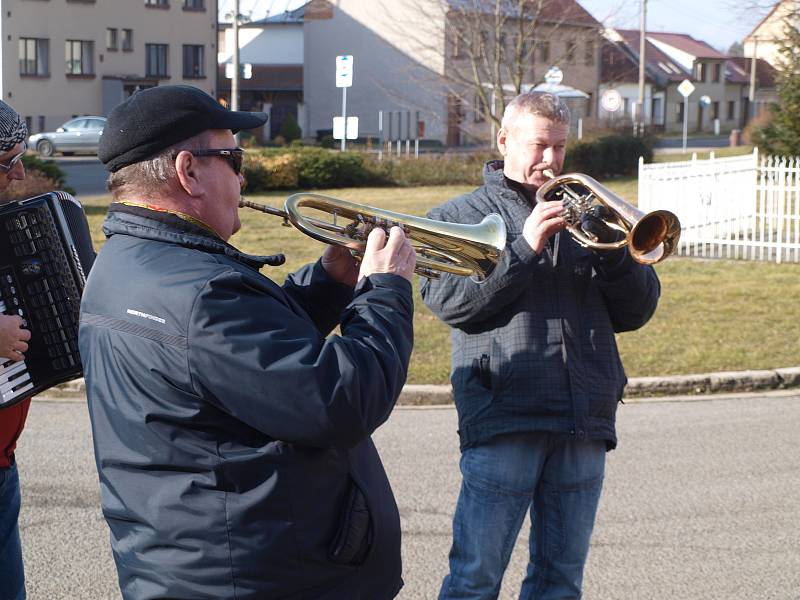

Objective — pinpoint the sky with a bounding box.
[218,0,774,54]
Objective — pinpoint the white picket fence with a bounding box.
[638,148,800,263]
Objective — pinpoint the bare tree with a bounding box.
[375,0,626,144]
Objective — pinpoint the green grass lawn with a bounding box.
[79,181,800,384]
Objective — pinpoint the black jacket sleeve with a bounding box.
[420,202,547,329]
[281,259,354,336]
[594,249,661,332]
[187,270,414,449]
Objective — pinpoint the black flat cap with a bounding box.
[99,85,268,172]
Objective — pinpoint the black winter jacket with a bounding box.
[421,162,660,450]
[79,205,413,599]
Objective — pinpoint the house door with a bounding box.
[696,103,705,132]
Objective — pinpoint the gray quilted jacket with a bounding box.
[421,161,660,450]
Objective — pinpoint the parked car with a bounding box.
[28,116,106,157]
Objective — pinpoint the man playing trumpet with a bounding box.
[79,85,415,599]
[422,92,661,599]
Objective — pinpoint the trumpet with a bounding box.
[537,171,681,265]
[239,193,507,281]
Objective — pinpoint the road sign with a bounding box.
[333,116,359,140]
[225,63,252,79]
[544,66,563,86]
[677,79,695,98]
[600,89,623,113]
[336,55,353,88]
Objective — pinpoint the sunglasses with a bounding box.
[187,147,244,175]
[0,142,27,173]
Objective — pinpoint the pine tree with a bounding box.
[753,7,800,155]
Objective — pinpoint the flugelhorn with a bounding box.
[239,193,506,281]
[537,171,681,265]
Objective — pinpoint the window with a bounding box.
[473,94,486,123]
[145,0,169,6]
[183,0,204,8]
[146,43,169,77]
[450,30,462,59]
[107,28,118,51]
[566,40,576,64]
[19,38,49,76]
[38,116,45,133]
[712,63,721,83]
[712,101,719,120]
[584,40,594,66]
[474,30,488,58]
[182,44,205,78]
[537,41,549,63]
[122,29,133,52]
[695,62,705,82]
[66,40,94,75]
[676,102,684,123]
[727,100,735,120]
[497,33,506,60]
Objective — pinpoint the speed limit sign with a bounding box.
[601,89,623,113]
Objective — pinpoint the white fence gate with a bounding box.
[638,148,800,263]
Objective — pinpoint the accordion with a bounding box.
[0,191,94,408]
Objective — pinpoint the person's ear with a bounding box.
[497,127,509,156]
[174,150,202,196]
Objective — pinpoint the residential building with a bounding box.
[219,0,601,146]
[1,0,217,136]
[299,0,603,145]
[217,6,304,140]
[601,29,776,134]
[744,0,799,68]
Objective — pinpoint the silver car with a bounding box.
[28,116,106,157]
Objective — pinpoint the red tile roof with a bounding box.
[645,32,727,59]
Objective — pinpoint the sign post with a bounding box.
[677,79,695,154]
[335,55,353,151]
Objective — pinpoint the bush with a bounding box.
[3,171,64,200]
[279,114,302,143]
[242,152,299,191]
[319,135,335,149]
[564,134,653,178]
[294,148,389,188]
[21,154,68,188]
[385,152,492,186]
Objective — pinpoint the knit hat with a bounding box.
[0,100,27,153]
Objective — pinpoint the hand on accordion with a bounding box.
[0,314,30,362]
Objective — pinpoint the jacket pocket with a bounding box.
[328,480,373,566]
[472,353,492,390]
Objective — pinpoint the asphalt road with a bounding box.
[15,392,800,599]
[50,156,107,197]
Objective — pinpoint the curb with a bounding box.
[42,367,800,405]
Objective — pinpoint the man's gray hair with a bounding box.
[501,92,570,130]
[107,130,212,199]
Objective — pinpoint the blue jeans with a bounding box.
[0,460,25,600]
[439,432,606,600]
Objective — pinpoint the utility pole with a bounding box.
[231,0,241,142]
[748,36,758,125]
[637,0,647,136]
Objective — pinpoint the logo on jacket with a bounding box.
[126,308,166,324]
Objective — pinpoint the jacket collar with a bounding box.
[102,203,286,270]
[482,160,535,207]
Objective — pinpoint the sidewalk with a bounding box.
[47,366,800,405]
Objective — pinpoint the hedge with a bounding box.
[241,137,651,193]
